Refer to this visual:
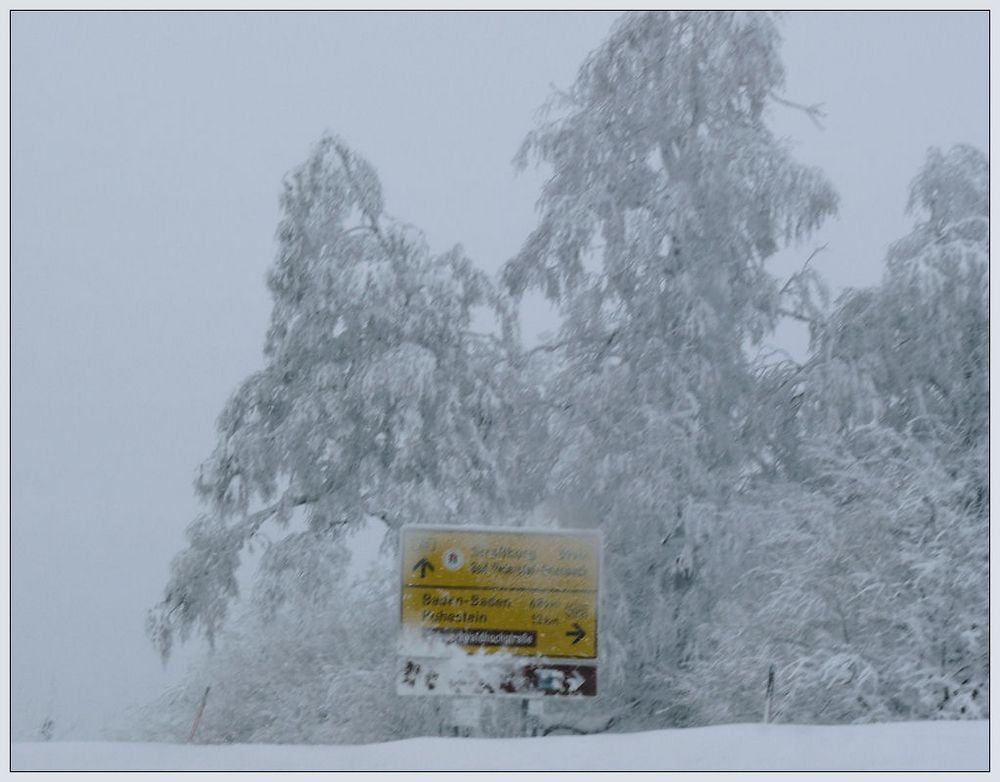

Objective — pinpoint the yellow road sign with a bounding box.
[399,526,600,660]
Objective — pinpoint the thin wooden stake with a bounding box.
[187,686,211,743]
[764,665,775,724]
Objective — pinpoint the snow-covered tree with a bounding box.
[803,144,987,450]
[699,431,987,724]
[503,10,837,726]
[141,15,986,740]
[797,144,988,720]
[139,561,450,744]
[148,135,515,659]
[697,145,988,725]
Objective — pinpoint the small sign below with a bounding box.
[398,657,598,698]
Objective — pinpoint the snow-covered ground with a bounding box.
[12,720,988,771]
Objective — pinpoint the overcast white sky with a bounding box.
[11,10,988,739]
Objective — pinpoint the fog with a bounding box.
[11,10,987,739]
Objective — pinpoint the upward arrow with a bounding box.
[413,558,435,578]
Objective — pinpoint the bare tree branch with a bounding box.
[780,243,829,295]
[770,92,827,129]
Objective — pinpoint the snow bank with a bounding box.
[12,720,987,771]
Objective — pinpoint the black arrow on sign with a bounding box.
[566,623,586,645]
[413,558,435,578]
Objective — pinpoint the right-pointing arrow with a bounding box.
[565,622,586,645]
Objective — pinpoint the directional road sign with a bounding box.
[398,525,601,698]
[400,526,600,660]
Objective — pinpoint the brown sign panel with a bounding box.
[501,663,598,697]
[399,658,597,698]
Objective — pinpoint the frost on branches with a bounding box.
[796,144,988,720]
[697,145,988,725]
[142,12,987,742]
[502,10,837,725]
[147,135,515,659]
